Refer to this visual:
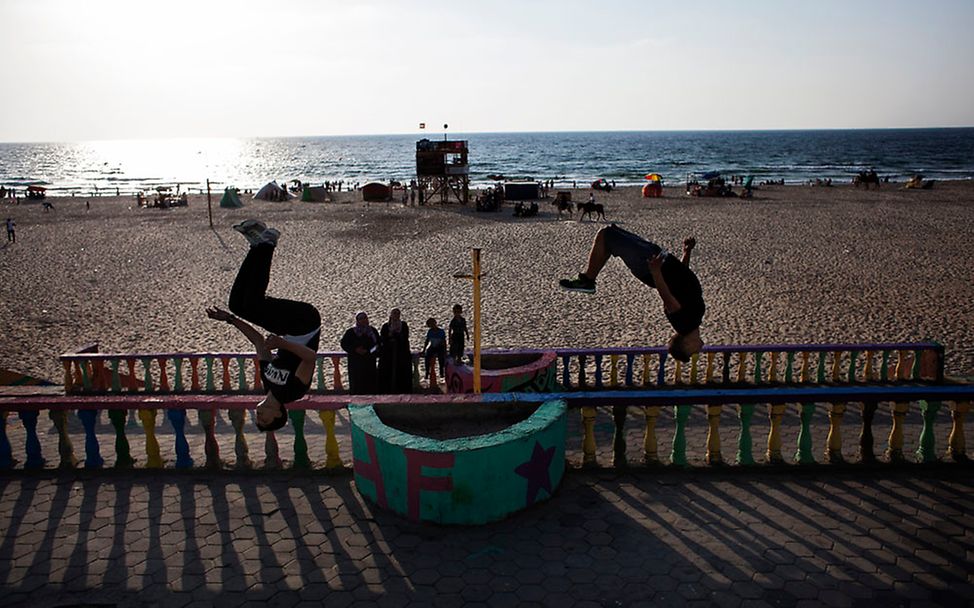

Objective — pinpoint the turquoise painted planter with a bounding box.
[446,350,558,394]
[350,399,566,524]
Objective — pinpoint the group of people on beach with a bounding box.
[338,305,469,396]
[209,218,705,432]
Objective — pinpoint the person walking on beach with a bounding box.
[341,311,380,394]
[560,225,704,362]
[378,308,413,394]
[448,304,470,364]
[5,218,15,243]
[206,220,321,432]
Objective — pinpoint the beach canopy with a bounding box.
[219,188,242,208]
[645,173,663,182]
[254,181,290,202]
[701,171,721,180]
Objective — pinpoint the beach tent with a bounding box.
[220,188,243,208]
[642,174,663,198]
[254,181,290,202]
[362,182,392,202]
[301,186,330,202]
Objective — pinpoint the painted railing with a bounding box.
[0,341,965,471]
[58,342,945,396]
[0,387,971,472]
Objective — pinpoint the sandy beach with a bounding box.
[1,182,973,383]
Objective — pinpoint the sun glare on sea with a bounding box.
[80,138,248,185]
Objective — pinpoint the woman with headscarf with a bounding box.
[340,311,380,394]
[378,308,413,394]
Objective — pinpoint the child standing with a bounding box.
[448,304,470,364]
[423,318,447,382]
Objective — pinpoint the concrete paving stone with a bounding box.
[772,564,807,582]
[460,583,494,603]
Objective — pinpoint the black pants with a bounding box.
[228,244,321,341]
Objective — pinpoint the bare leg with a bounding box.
[582,227,610,279]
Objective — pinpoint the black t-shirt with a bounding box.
[260,350,310,404]
[449,317,467,344]
[660,256,705,335]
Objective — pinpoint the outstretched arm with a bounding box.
[266,335,318,385]
[648,254,682,314]
[207,307,273,361]
[681,237,696,267]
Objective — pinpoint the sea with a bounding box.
[1,128,972,197]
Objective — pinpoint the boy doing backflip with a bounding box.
[206,220,321,431]
[560,225,704,362]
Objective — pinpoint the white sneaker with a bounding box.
[233,219,266,246]
[258,228,280,247]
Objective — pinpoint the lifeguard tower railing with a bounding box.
[0,341,970,471]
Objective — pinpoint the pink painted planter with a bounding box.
[445,351,558,394]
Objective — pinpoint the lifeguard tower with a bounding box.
[416,138,469,204]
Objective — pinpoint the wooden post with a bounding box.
[207,179,213,228]
[454,248,485,393]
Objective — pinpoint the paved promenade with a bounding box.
[1,465,971,608]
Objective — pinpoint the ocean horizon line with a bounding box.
[2,125,974,146]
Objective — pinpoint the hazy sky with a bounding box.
[2,0,973,142]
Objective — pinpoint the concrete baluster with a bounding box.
[643,406,661,465]
[167,409,193,468]
[157,357,170,391]
[671,404,690,466]
[139,409,163,468]
[19,411,45,469]
[228,409,251,469]
[50,409,78,468]
[705,404,723,465]
[795,402,816,464]
[331,355,344,391]
[611,404,627,467]
[915,400,941,463]
[736,403,755,465]
[108,409,134,467]
[198,409,220,468]
[0,412,12,469]
[319,410,344,469]
[946,401,969,462]
[825,401,847,463]
[886,401,910,463]
[290,410,311,469]
[581,406,597,467]
[264,432,282,469]
[766,403,786,464]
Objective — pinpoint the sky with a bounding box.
[1,0,973,142]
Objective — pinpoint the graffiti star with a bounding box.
[515,441,556,506]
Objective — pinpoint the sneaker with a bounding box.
[233,219,266,246]
[559,273,596,294]
[257,227,280,247]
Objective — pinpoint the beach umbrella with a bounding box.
[645,173,662,181]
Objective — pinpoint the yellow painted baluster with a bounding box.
[766,403,786,464]
[319,410,344,469]
[641,354,650,386]
[705,404,723,465]
[895,350,908,380]
[689,353,699,384]
[139,409,163,468]
[800,352,810,383]
[674,360,683,385]
[831,351,842,383]
[609,354,619,388]
[737,352,747,383]
[705,352,715,383]
[886,401,909,463]
[825,401,847,463]
[864,350,874,381]
[947,401,969,462]
[581,407,597,466]
[643,406,661,465]
[769,352,779,383]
